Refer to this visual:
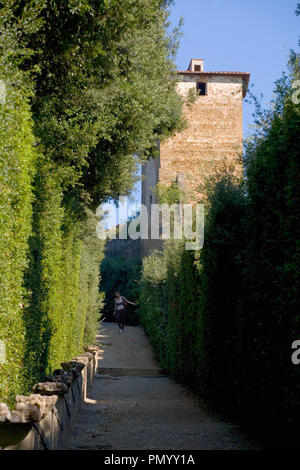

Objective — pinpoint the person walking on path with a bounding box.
[114,291,136,333]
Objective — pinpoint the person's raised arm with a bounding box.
[123,296,136,306]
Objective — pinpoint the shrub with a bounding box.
[241,64,300,441]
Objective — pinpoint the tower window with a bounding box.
[196,82,206,96]
[194,65,201,71]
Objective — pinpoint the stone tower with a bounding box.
[141,59,250,256]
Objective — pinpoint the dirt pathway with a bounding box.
[63,322,255,450]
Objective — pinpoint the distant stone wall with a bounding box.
[0,346,98,450]
[105,237,141,260]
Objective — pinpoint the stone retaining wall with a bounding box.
[0,346,98,450]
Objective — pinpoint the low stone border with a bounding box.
[0,345,99,450]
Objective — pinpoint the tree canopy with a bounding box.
[5,0,184,210]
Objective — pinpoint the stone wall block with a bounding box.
[0,345,99,449]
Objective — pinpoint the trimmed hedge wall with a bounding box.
[23,166,105,392]
[0,67,37,404]
[77,210,105,347]
[0,83,105,403]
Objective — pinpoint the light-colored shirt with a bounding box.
[115,296,129,311]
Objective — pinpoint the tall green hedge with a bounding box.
[0,67,37,404]
[240,63,300,441]
[77,210,105,347]
[23,166,105,388]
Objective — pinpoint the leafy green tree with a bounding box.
[15,0,184,209]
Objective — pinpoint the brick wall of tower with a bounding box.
[140,68,248,256]
[159,74,244,199]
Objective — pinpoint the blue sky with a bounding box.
[108,1,299,225]
[169,0,299,137]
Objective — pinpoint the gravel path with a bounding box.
[63,322,255,450]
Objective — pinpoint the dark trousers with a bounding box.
[116,309,126,330]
